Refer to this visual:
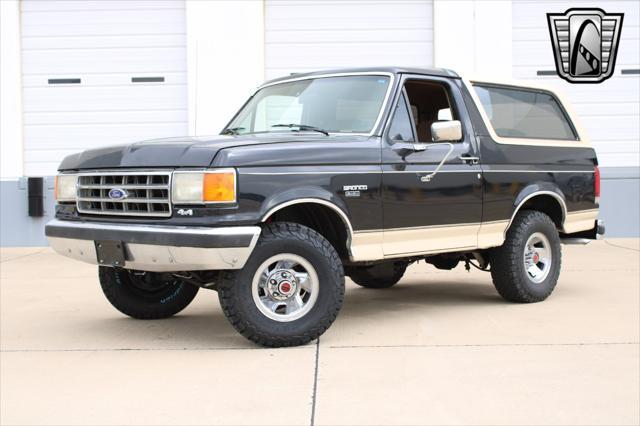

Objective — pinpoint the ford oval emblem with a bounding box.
[108,188,128,200]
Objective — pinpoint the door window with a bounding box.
[404,80,459,143]
[388,93,415,142]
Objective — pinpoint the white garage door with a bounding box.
[265,0,434,80]
[512,0,640,168]
[21,0,188,176]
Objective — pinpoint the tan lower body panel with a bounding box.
[383,223,480,257]
[350,231,384,261]
[350,224,480,261]
[563,209,599,233]
[349,208,598,262]
[477,220,510,249]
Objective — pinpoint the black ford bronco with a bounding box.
[46,68,604,347]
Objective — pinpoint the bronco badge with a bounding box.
[547,8,623,83]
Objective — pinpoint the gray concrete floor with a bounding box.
[1,240,639,425]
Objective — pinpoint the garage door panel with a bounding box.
[572,102,639,118]
[267,29,432,44]
[24,150,89,164]
[267,1,432,20]
[21,0,187,176]
[22,47,186,75]
[24,110,187,126]
[22,72,186,88]
[513,1,639,28]
[23,86,187,113]
[22,1,184,12]
[22,9,183,28]
[267,42,432,65]
[592,141,640,155]
[595,152,640,168]
[267,17,432,31]
[265,0,433,79]
[582,116,640,141]
[23,123,187,150]
[22,22,185,38]
[22,34,187,50]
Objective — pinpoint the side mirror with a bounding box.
[431,120,462,142]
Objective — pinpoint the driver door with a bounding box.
[382,76,483,256]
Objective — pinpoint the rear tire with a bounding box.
[490,210,561,303]
[218,222,345,347]
[347,262,407,289]
[99,267,199,319]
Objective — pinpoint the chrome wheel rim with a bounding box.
[251,253,319,322]
[523,232,552,284]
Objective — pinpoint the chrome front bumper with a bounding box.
[45,219,261,272]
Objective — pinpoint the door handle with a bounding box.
[459,154,480,165]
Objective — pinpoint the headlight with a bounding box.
[55,174,78,202]
[172,169,236,204]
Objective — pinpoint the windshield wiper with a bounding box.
[222,127,245,135]
[271,123,329,136]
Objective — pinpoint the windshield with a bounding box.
[224,75,391,135]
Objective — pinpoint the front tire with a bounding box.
[99,267,199,319]
[218,222,345,347]
[490,210,562,303]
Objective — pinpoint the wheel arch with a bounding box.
[260,193,354,260]
[507,185,568,233]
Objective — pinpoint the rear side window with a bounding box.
[473,84,577,141]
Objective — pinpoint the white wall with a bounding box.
[433,0,512,77]
[0,0,24,179]
[186,0,265,136]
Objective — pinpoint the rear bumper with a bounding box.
[560,219,605,244]
[45,219,261,272]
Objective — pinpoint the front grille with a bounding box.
[76,171,172,217]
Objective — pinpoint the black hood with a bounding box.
[57,134,337,171]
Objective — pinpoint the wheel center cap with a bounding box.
[533,253,540,264]
[279,281,292,294]
[267,270,297,300]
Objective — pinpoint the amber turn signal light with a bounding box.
[203,171,236,203]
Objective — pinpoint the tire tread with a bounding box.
[218,222,344,347]
[99,267,199,319]
[490,210,562,303]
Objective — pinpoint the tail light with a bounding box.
[594,165,600,203]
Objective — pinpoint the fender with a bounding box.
[260,186,354,239]
[509,183,568,231]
